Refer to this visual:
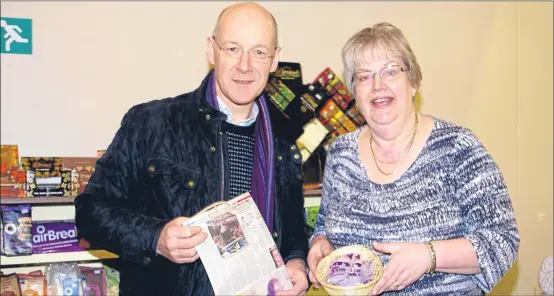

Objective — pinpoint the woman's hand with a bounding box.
[369,241,430,295]
[307,236,334,288]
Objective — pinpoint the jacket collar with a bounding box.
[191,70,301,142]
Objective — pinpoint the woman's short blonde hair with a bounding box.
[342,22,422,95]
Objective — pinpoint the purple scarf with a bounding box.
[205,71,275,233]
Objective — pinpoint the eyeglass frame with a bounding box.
[211,36,279,62]
[352,64,411,85]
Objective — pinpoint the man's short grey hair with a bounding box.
[342,22,422,95]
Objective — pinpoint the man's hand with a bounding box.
[276,258,309,296]
[156,217,208,264]
[307,236,333,288]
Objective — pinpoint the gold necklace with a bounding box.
[370,113,419,176]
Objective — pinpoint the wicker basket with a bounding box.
[316,245,383,296]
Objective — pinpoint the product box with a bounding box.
[62,157,97,196]
[265,76,296,112]
[25,170,72,197]
[0,145,25,198]
[20,157,63,178]
[272,62,303,94]
[32,220,84,254]
[21,157,71,197]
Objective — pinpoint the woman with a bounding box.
[307,23,519,296]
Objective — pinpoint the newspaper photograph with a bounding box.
[183,192,293,295]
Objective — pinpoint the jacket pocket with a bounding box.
[145,157,201,216]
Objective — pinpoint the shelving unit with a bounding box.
[1,197,77,222]
[0,196,119,275]
[1,191,322,275]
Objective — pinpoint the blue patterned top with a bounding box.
[312,117,519,295]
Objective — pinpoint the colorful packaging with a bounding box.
[346,104,366,126]
[331,93,350,111]
[266,76,296,112]
[0,273,21,296]
[1,204,32,256]
[79,267,107,296]
[21,157,71,197]
[61,158,97,196]
[32,221,84,254]
[17,273,46,296]
[305,206,321,229]
[103,266,119,296]
[25,170,72,198]
[0,145,25,198]
[45,263,83,296]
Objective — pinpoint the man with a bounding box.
[74,2,309,296]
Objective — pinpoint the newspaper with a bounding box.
[183,192,293,295]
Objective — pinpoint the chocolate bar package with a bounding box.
[0,273,22,296]
[265,81,290,112]
[62,157,97,196]
[79,266,107,296]
[25,170,72,197]
[265,76,296,112]
[337,112,358,132]
[346,104,366,126]
[272,62,303,94]
[0,145,25,198]
[21,157,72,197]
[313,68,354,106]
[32,220,84,254]
[17,273,47,296]
[1,204,32,256]
[20,157,63,178]
[299,85,322,111]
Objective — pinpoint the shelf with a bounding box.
[1,262,104,275]
[0,196,76,205]
[1,250,118,266]
[3,192,319,204]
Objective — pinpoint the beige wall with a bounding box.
[1,1,551,295]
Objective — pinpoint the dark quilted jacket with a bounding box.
[74,72,309,296]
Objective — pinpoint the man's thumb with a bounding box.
[174,216,191,226]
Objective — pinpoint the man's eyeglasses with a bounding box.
[352,65,411,85]
[212,36,277,64]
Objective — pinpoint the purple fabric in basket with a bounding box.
[32,221,85,254]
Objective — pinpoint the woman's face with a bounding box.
[353,46,416,128]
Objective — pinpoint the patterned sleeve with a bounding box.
[309,142,338,244]
[454,129,520,292]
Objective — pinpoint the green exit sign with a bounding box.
[1,17,33,55]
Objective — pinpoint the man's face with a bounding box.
[207,9,280,107]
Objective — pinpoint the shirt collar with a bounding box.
[216,96,259,127]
